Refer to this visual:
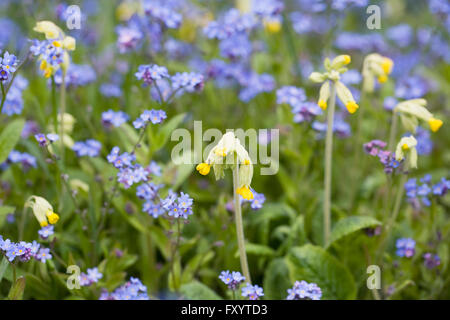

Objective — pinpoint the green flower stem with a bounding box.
[388,111,398,151]
[232,155,251,284]
[376,165,409,263]
[59,70,67,169]
[51,76,58,134]
[0,82,6,113]
[323,80,337,246]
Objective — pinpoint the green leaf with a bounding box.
[0,257,9,283]
[8,276,26,300]
[263,258,292,300]
[180,281,222,300]
[287,244,356,300]
[234,243,275,258]
[327,216,381,248]
[152,113,186,151]
[0,118,25,164]
[0,206,15,228]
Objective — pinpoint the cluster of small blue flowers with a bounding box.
[241,190,266,210]
[38,225,54,239]
[312,115,351,139]
[396,238,415,258]
[143,0,182,29]
[101,109,129,128]
[423,253,441,269]
[219,270,246,290]
[99,277,149,300]
[115,24,144,54]
[135,64,169,87]
[1,150,37,171]
[241,283,264,300]
[54,64,96,87]
[132,109,167,129]
[135,64,204,100]
[277,86,322,123]
[79,267,103,287]
[161,190,194,219]
[363,140,400,174]
[0,50,18,82]
[29,39,65,77]
[405,175,449,210]
[107,146,145,189]
[286,280,322,300]
[0,235,51,263]
[72,139,102,157]
[1,75,28,116]
[35,133,59,147]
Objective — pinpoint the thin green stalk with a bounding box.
[323,81,337,246]
[51,76,58,134]
[0,82,6,113]
[281,12,301,79]
[376,167,409,263]
[388,112,398,152]
[59,70,66,168]
[232,155,251,284]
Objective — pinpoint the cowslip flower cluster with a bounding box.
[276,86,322,123]
[362,53,394,92]
[309,55,359,114]
[363,140,400,174]
[423,253,441,269]
[196,132,255,200]
[0,236,51,263]
[31,21,76,78]
[72,139,102,157]
[394,99,443,133]
[25,196,59,227]
[241,283,264,300]
[79,267,103,287]
[133,109,167,129]
[396,238,416,258]
[286,280,322,300]
[99,277,149,300]
[101,110,129,128]
[219,270,246,290]
[0,51,18,82]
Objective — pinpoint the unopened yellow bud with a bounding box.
[343,55,351,64]
[196,163,211,175]
[345,101,359,114]
[237,186,254,200]
[402,143,409,150]
[428,118,443,132]
[264,20,281,33]
[378,75,388,83]
[318,99,327,110]
[381,58,394,75]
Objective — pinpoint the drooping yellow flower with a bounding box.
[25,196,60,227]
[362,53,394,93]
[395,136,418,169]
[195,132,255,199]
[394,99,443,133]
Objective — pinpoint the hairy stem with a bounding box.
[232,155,251,284]
[323,81,336,246]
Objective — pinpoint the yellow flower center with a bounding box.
[196,163,211,175]
[345,101,359,114]
[237,186,254,200]
[318,99,327,110]
[428,118,443,132]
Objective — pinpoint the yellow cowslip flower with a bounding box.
[195,132,255,200]
[263,19,282,33]
[362,53,394,93]
[25,196,60,227]
[394,99,443,133]
[395,136,418,169]
[33,21,64,40]
[335,81,359,114]
[309,55,359,114]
